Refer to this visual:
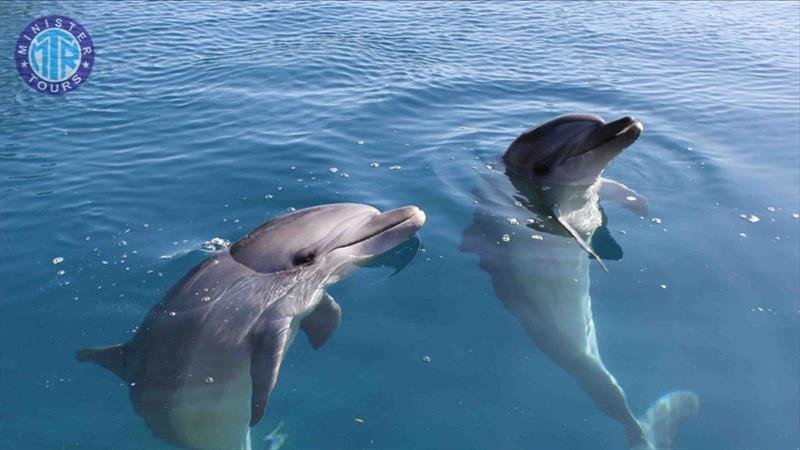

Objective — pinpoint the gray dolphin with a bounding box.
[77,203,426,450]
[460,114,699,449]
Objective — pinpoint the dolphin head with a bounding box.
[502,114,643,185]
[229,203,426,283]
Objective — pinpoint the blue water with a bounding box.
[2,2,799,449]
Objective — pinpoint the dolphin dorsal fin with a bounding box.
[76,343,131,381]
[554,210,609,273]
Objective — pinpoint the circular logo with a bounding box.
[15,16,94,95]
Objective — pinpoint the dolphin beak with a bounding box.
[590,116,643,152]
[334,206,426,258]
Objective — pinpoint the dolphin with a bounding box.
[77,203,426,450]
[460,114,699,449]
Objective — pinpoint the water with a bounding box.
[1,2,798,449]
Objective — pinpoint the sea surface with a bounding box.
[1,2,799,449]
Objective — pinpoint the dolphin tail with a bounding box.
[633,391,700,450]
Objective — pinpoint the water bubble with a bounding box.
[370,162,380,168]
[531,234,543,240]
[265,194,273,199]
[52,257,64,265]
[421,355,432,363]
[57,270,65,276]
[746,215,760,223]
[354,417,365,424]
[389,165,402,170]
[660,284,668,289]
[626,196,637,202]
[168,311,177,317]
[651,218,662,224]
[329,167,338,174]
[287,207,296,212]
[766,206,776,212]
[204,376,214,384]
[739,232,747,238]
[357,140,364,145]
[507,218,520,225]
[501,234,511,242]
[202,237,230,251]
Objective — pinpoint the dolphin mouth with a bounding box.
[592,116,643,149]
[567,116,643,160]
[334,206,426,252]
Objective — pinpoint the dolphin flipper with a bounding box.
[599,177,648,217]
[592,209,624,261]
[555,211,609,272]
[250,318,293,426]
[76,343,131,382]
[300,292,341,350]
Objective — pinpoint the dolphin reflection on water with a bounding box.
[461,114,699,449]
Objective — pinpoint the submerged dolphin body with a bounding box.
[77,203,426,450]
[461,114,699,449]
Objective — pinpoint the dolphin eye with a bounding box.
[293,250,315,266]
[533,164,550,176]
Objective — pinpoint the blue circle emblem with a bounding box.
[15,16,95,95]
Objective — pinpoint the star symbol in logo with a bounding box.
[20,61,27,68]
[81,61,90,69]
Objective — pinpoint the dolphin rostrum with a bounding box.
[460,114,698,449]
[77,203,426,450]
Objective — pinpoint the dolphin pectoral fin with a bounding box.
[76,343,131,382]
[599,177,649,217]
[592,224,624,261]
[591,209,624,261]
[300,292,341,350]
[555,213,609,272]
[250,318,292,426]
